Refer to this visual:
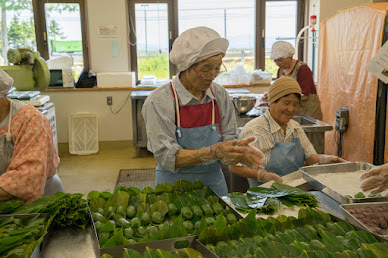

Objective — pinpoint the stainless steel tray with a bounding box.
[300,162,388,204]
[340,202,388,238]
[99,236,217,257]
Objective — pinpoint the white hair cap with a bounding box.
[0,69,13,98]
[170,27,229,72]
[270,41,295,60]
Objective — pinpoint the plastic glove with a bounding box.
[257,171,282,183]
[211,137,263,170]
[360,163,388,194]
[319,155,346,164]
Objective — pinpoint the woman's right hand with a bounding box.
[257,170,282,183]
[212,137,263,169]
[360,163,388,194]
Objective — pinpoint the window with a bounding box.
[0,1,37,65]
[0,0,88,81]
[129,0,174,83]
[34,0,88,81]
[128,0,305,82]
[178,0,255,73]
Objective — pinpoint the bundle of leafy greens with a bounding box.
[229,182,318,214]
[8,192,89,230]
[0,213,54,258]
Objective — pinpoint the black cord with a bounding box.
[109,92,131,114]
[334,129,343,157]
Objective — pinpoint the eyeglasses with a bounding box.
[193,63,228,80]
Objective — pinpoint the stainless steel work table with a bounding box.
[39,183,347,258]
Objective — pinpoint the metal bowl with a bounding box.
[232,95,257,114]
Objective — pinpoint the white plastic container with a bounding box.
[251,71,273,84]
[97,72,136,88]
[69,112,99,155]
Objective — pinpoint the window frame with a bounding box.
[32,0,89,71]
[128,0,306,80]
[128,0,177,83]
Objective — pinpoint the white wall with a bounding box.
[86,0,130,73]
[46,91,133,143]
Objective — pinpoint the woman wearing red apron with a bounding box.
[142,27,263,196]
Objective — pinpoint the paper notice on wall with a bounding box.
[366,40,388,84]
[98,25,119,38]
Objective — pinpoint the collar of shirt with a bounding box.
[172,73,215,106]
[264,109,299,139]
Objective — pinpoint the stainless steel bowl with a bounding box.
[232,96,257,114]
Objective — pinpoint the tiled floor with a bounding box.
[57,141,156,196]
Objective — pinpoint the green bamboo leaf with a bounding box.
[89,196,106,213]
[100,254,114,258]
[102,228,126,248]
[176,248,203,258]
[150,200,169,217]
[123,248,142,258]
[125,187,143,196]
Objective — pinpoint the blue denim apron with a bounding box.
[248,115,305,187]
[155,83,228,196]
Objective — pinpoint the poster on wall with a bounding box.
[98,25,119,38]
[366,40,388,84]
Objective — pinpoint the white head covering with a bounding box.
[270,41,295,60]
[170,27,229,72]
[0,69,13,98]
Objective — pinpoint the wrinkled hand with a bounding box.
[257,171,282,183]
[212,137,263,169]
[360,164,388,194]
[320,155,346,164]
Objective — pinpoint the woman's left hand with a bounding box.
[320,155,346,163]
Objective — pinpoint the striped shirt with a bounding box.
[142,74,238,173]
[239,110,316,172]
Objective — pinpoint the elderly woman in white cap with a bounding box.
[269,41,323,120]
[142,27,263,196]
[0,68,63,203]
[231,77,345,187]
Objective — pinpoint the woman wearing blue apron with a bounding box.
[230,77,345,187]
[142,27,263,196]
[0,69,63,203]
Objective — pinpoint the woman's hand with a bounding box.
[257,170,282,183]
[212,137,263,169]
[320,155,346,163]
[360,164,388,194]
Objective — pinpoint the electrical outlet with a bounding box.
[107,96,112,106]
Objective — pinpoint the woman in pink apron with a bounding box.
[0,69,63,203]
[142,27,263,196]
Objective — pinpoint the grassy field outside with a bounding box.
[137,49,279,81]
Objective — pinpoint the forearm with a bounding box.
[305,154,321,165]
[229,165,258,179]
[0,187,13,201]
[175,147,213,168]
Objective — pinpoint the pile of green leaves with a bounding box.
[100,247,203,258]
[88,180,238,248]
[1,192,90,230]
[0,214,54,258]
[229,182,318,214]
[200,207,388,258]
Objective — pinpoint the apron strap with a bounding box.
[6,100,12,142]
